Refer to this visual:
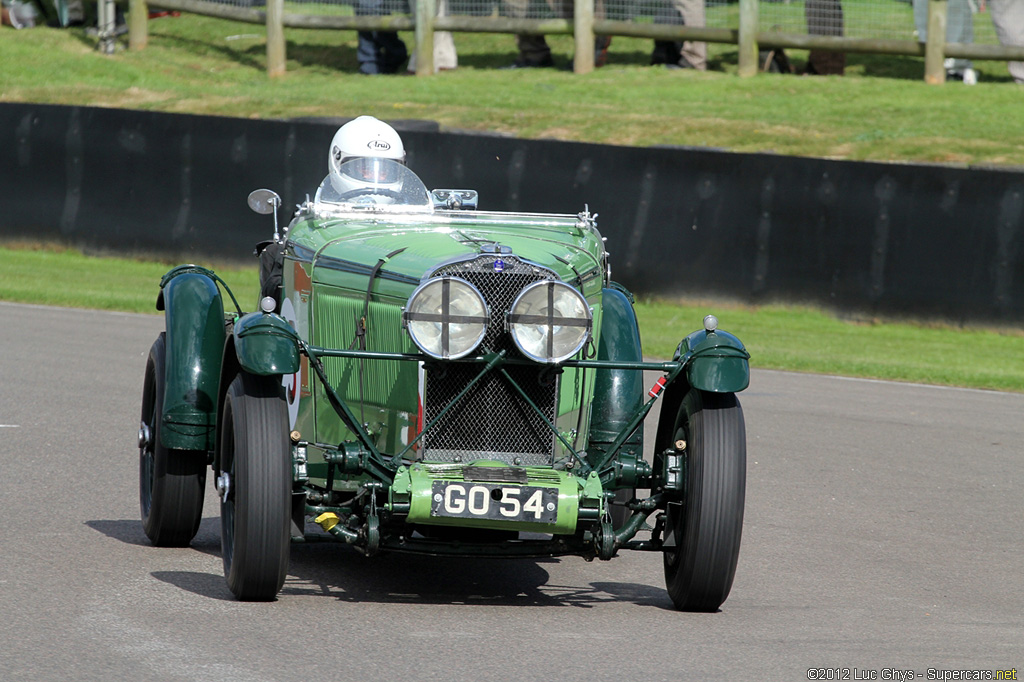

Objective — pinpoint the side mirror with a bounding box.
[248,188,283,241]
[248,188,282,215]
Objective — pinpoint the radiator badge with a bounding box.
[493,258,505,273]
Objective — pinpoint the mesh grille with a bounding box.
[421,256,558,466]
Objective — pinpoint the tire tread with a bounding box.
[221,372,291,601]
[664,390,745,612]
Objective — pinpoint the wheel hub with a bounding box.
[138,422,152,450]
[216,472,231,503]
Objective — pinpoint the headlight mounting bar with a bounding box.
[300,341,687,482]
[507,280,592,364]
[403,277,489,360]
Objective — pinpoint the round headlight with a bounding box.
[404,277,488,359]
[507,281,592,364]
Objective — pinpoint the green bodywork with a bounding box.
[284,210,607,461]
[587,286,645,477]
[234,311,300,376]
[678,328,751,393]
[156,268,226,452]
[155,193,750,558]
[290,212,606,294]
[395,462,604,535]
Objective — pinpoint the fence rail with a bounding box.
[125,0,1024,81]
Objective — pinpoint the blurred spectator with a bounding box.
[987,0,1024,84]
[2,0,39,27]
[2,0,73,26]
[651,0,706,70]
[805,0,845,75]
[356,0,408,74]
[65,0,85,24]
[407,0,457,72]
[913,0,977,84]
[502,0,611,69]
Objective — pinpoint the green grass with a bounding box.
[0,243,259,313]
[635,297,1024,392]
[2,244,1022,392]
[2,14,1024,166]
[3,11,1024,392]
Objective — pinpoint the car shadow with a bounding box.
[85,517,221,549]
[280,542,672,609]
[87,517,673,609]
[151,570,236,600]
[85,518,158,547]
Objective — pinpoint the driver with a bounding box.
[316,115,407,204]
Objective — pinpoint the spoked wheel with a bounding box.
[219,371,291,601]
[663,389,745,612]
[139,332,207,547]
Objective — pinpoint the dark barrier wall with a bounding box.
[2,102,1022,323]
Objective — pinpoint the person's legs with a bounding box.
[590,0,611,66]
[805,0,844,75]
[356,31,383,74]
[355,0,384,74]
[651,0,705,70]
[651,0,679,65]
[989,0,1024,83]
[914,0,973,75]
[513,33,553,65]
[376,31,408,73]
[430,0,458,71]
[2,0,39,27]
[945,0,974,74]
[502,0,554,66]
[675,0,706,70]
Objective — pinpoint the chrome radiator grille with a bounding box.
[421,255,558,466]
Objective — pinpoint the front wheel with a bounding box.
[220,371,291,601]
[139,332,207,547]
[663,390,745,612]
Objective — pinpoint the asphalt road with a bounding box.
[0,301,1021,681]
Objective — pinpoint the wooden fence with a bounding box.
[126,0,1024,82]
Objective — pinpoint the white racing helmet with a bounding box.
[328,116,406,195]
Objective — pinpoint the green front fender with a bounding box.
[233,312,300,376]
[653,326,749,457]
[677,328,750,393]
[158,269,226,452]
[587,286,645,476]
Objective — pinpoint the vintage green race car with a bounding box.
[138,158,750,610]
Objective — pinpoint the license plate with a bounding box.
[430,481,558,524]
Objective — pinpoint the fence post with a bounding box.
[98,0,117,53]
[737,0,758,77]
[415,0,436,76]
[128,0,148,50]
[573,0,594,74]
[266,0,286,77]
[924,0,947,84]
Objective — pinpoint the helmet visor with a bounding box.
[343,157,401,185]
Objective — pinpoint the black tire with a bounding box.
[139,333,207,547]
[220,371,291,601]
[663,390,745,612]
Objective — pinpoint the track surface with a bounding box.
[1,302,1021,681]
